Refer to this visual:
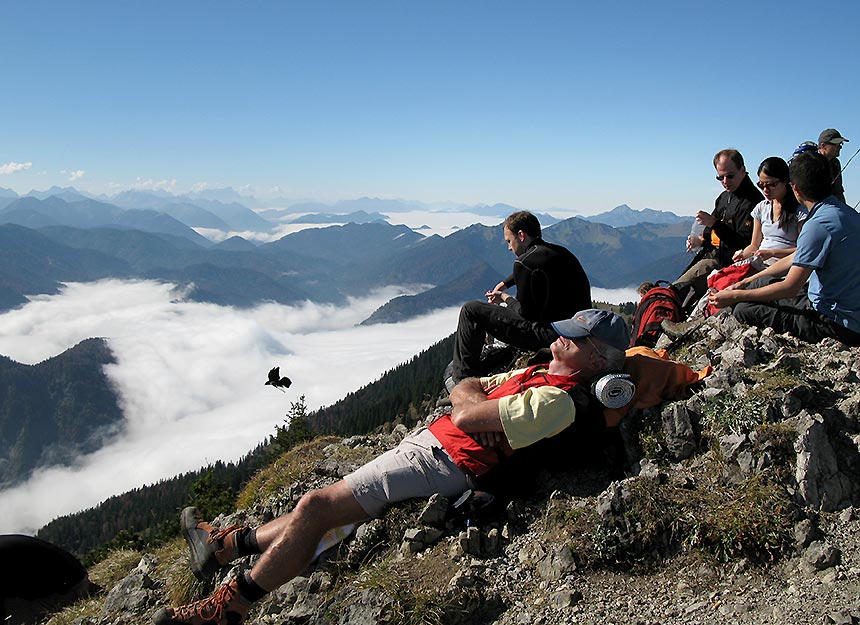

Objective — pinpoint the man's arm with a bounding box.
[724,252,795,291]
[448,378,503,432]
[709,263,812,308]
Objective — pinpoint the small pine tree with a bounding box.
[272,395,314,455]
[189,469,236,520]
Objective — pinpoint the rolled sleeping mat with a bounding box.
[591,373,635,409]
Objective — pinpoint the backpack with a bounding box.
[630,281,682,348]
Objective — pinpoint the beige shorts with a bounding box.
[344,427,476,518]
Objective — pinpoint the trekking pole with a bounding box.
[840,147,860,211]
[840,146,860,174]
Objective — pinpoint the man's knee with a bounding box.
[291,481,365,529]
[460,300,487,321]
[733,301,768,327]
[293,487,332,520]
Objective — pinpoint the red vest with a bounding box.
[428,365,578,476]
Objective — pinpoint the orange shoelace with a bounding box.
[208,525,242,544]
[173,582,239,622]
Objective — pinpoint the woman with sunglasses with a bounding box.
[732,156,807,268]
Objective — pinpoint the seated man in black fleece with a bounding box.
[675,148,763,301]
[451,210,592,383]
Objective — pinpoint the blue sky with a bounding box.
[2,1,858,215]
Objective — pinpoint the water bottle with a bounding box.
[690,221,705,237]
[688,220,705,253]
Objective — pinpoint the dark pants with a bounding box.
[674,257,719,304]
[732,278,860,346]
[452,300,559,382]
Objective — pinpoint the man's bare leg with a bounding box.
[152,480,370,625]
[248,480,369,591]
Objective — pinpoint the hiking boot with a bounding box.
[661,317,707,340]
[152,578,250,625]
[181,507,242,581]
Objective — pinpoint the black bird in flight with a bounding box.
[265,366,292,392]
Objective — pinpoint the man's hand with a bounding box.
[687,235,704,252]
[485,289,505,304]
[473,431,504,447]
[485,281,508,304]
[696,210,716,228]
[708,288,737,309]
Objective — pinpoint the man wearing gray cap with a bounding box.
[818,128,848,203]
[154,309,628,625]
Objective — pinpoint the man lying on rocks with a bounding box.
[708,151,860,346]
[152,309,629,625]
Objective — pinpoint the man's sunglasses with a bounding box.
[715,173,736,181]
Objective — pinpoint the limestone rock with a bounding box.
[535,544,575,580]
[802,540,841,571]
[100,569,156,619]
[418,493,449,526]
[661,403,697,459]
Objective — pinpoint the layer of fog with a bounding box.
[0,282,637,534]
[592,286,640,305]
[196,210,508,244]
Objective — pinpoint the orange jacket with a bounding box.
[603,346,711,427]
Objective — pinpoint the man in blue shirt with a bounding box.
[708,151,860,345]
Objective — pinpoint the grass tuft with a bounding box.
[235,436,341,509]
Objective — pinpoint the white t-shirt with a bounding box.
[752,200,807,251]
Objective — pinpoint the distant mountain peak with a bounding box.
[584,205,687,228]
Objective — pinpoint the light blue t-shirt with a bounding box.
[793,197,860,333]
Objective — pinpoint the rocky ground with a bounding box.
[52,313,860,625]
[485,502,860,625]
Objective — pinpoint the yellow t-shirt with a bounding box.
[481,368,577,450]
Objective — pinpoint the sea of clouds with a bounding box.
[0,280,638,534]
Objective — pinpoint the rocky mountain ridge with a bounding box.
[59,312,860,625]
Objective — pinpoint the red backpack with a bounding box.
[630,281,682,348]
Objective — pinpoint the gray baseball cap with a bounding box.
[819,128,849,145]
[551,309,630,352]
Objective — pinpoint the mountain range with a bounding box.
[0,214,691,319]
[1,185,691,229]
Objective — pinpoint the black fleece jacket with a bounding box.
[704,175,764,268]
[502,238,592,323]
